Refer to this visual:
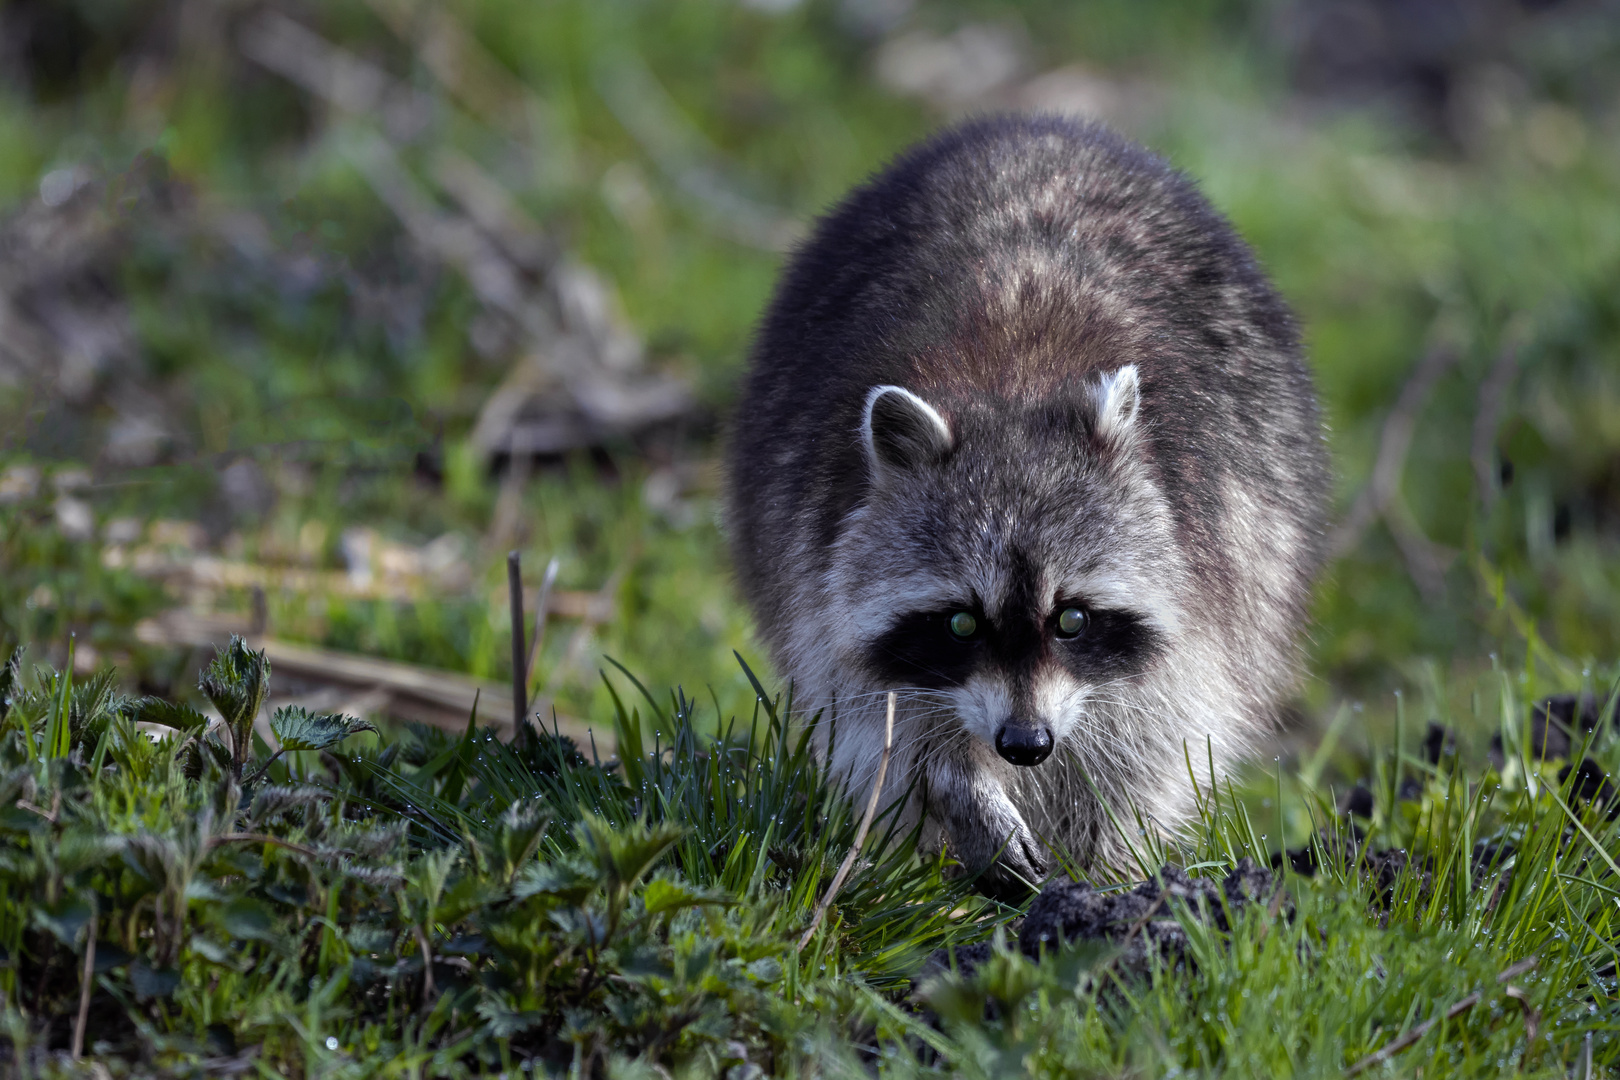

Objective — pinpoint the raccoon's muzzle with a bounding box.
[994,722,1052,767]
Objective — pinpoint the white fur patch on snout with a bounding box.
[1091,364,1141,442]
[949,674,1013,745]
[1034,667,1087,744]
[950,669,1087,750]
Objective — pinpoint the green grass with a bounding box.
[1,638,1618,1076]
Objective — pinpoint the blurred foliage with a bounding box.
[0,0,1615,736]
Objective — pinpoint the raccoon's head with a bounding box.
[824,366,1186,768]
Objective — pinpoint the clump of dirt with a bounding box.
[930,697,1619,982]
[928,859,1279,980]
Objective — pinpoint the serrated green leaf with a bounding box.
[198,637,270,765]
[642,876,732,916]
[32,899,91,947]
[219,897,278,942]
[512,861,595,904]
[269,706,377,753]
[0,647,22,721]
[130,697,210,733]
[130,961,181,1000]
[577,815,685,890]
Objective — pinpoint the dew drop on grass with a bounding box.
[326,1037,339,1051]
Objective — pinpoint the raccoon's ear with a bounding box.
[1091,365,1141,444]
[862,385,953,477]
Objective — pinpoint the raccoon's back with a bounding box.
[727,114,1328,653]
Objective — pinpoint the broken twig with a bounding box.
[1344,956,1538,1076]
[508,550,527,732]
[1344,991,1480,1075]
[526,557,560,710]
[71,897,96,1060]
[798,692,895,951]
[1330,345,1456,560]
[1471,339,1521,508]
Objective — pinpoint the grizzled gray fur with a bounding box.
[725,115,1329,895]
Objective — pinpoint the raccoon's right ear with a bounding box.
[861,385,953,478]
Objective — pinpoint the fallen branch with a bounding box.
[208,832,326,860]
[507,551,528,732]
[526,557,561,710]
[71,898,95,1060]
[134,609,613,754]
[798,692,895,952]
[1329,345,1456,560]
[1344,991,1479,1075]
[1344,956,1538,1076]
[1471,338,1521,508]
[593,50,801,252]
[1495,955,1539,983]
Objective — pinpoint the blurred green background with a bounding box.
[0,0,1617,760]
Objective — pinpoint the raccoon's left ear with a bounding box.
[862,385,953,479]
[1090,365,1141,444]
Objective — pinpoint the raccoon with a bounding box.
[725,115,1329,893]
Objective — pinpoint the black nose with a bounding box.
[994,723,1053,766]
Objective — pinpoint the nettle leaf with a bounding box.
[130,960,181,1001]
[0,646,21,720]
[57,830,121,876]
[513,861,595,904]
[32,899,92,947]
[577,815,685,889]
[435,876,507,926]
[92,942,133,974]
[218,897,278,943]
[199,637,270,764]
[270,706,378,753]
[130,697,210,733]
[199,638,270,729]
[642,876,733,917]
[476,994,543,1038]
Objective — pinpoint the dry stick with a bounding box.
[1328,343,1459,601]
[1343,956,1539,1076]
[1344,991,1480,1076]
[525,557,560,711]
[1504,985,1540,1043]
[209,833,326,860]
[1329,345,1457,558]
[415,923,436,1007]
[1383,498,1452,602]
[71,899,96,1060]
[1471,340,1521,509]
[1254,879,1290,945]
[1495,955,1540,983]
[507,551,527,734]
[797,693,895,952]
[594,50,801,253]
[559,563,629,682]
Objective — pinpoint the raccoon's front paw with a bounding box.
[936,783,1048,899]
[975,823,1048,902]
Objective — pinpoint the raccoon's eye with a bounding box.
[1056,607,1088,638]
[948,611,978,639]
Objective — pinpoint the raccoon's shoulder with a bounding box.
[749,114,1293,393]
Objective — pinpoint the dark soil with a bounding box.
[927,859,1279,980]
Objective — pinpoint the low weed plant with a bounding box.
[0,638,1616,1077]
